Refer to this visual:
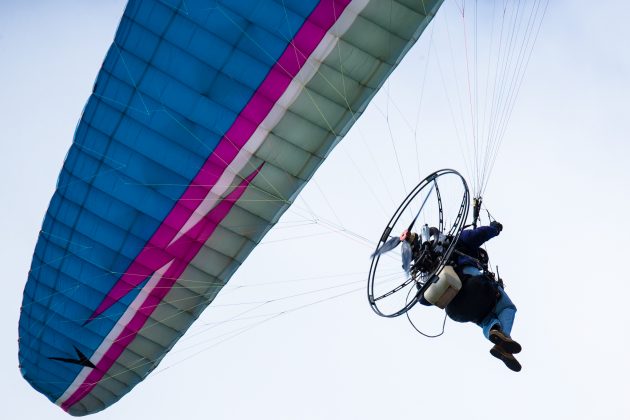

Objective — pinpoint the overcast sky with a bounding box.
[1,1,629,419]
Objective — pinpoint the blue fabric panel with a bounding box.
[19,0,321,406]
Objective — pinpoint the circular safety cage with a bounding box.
[367,169,470,318]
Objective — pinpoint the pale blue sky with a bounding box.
[1,1,629,419]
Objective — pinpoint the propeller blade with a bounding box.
[371,236,401,258]
[401,240,412,274]
[406,180,436,232]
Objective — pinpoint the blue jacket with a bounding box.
[452,225,500,269]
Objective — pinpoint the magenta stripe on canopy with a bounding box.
[63,0,352,411]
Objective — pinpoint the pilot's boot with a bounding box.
[490,345,522,372]
[489,327,522,354]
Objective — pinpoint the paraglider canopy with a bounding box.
[17,0,447,415]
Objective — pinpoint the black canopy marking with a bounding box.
[48,346,96,369]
